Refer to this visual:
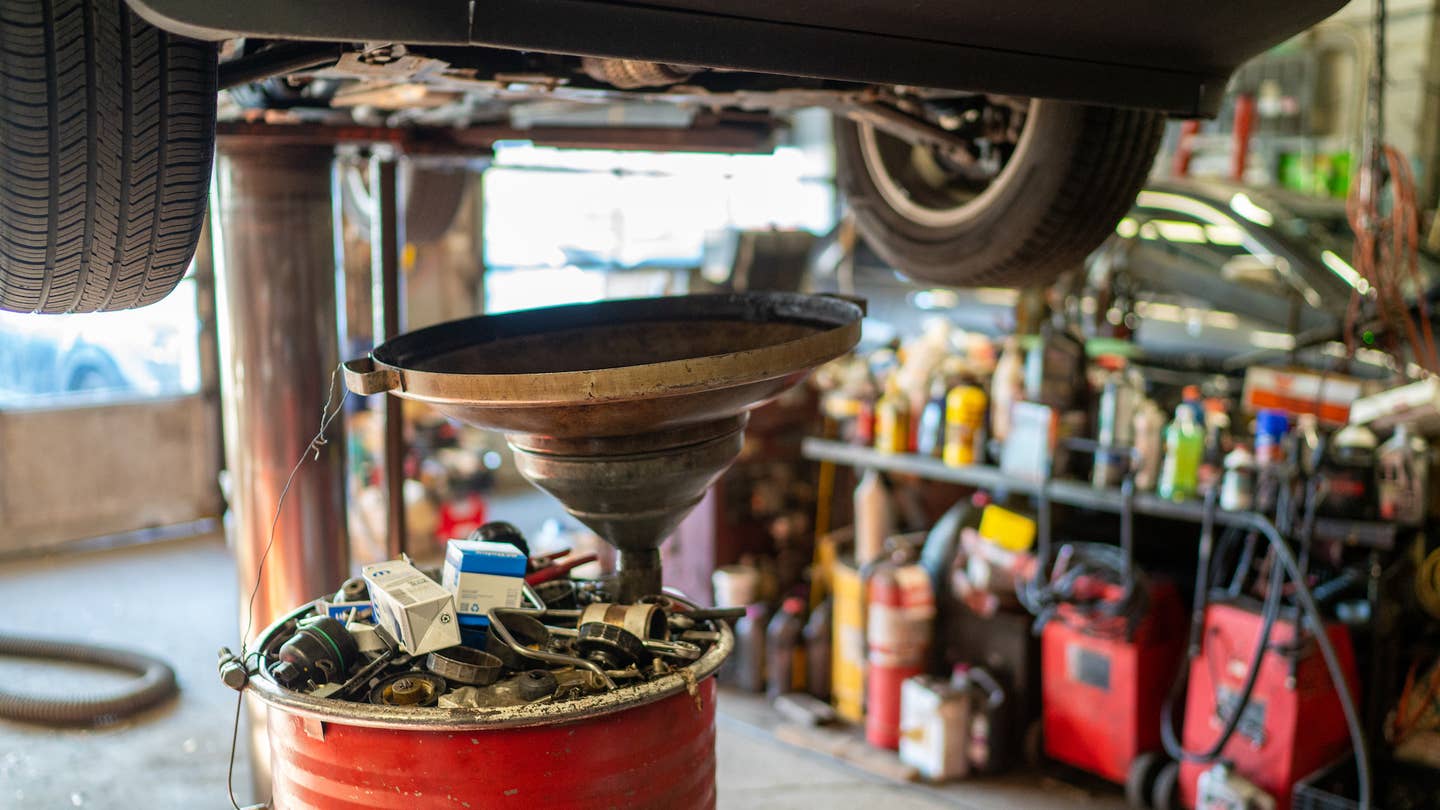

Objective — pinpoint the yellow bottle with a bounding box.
[874,379,910,454]
[943,384,987,467]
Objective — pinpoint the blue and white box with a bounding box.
[441,539,528,628]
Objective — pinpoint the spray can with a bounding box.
[915,378,948,458]
[1220,445,1256,511]
[866,550,935,750]
[1254,409,1290,469]
[874,379,911,454]
[1092,356,1138,489]
[1159,404,1203,502]
[1378,424,1429,525]
[1132,400,1165,491]
[943,384,988,467]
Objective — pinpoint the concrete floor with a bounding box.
[0,530,1124,810]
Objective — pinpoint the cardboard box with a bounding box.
[441,539,527,626]
[361,559,461,655]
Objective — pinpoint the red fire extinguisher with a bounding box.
[866,546,935,749]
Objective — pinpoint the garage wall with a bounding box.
[1324,0,1440,199]
[0,395,221,554]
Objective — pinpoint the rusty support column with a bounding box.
[212,141,350,639]
[371,154,407,559]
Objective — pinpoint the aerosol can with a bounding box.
[1195,763,1275,810]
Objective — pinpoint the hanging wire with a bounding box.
[1345,0,1439,374]
[227,365,351,810]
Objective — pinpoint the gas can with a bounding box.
[899,675,972,781]
[831,556,867,723]
[866,552,936,750]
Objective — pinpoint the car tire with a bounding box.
[0,0,217,314]
[834,100,1164,288]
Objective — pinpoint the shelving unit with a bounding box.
[801,438,1400,550]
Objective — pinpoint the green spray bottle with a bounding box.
[1159,403,1203,502]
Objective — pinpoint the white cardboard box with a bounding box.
[361,559,461,655]
[441,539,527,626]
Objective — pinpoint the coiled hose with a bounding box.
[0,633,178,726]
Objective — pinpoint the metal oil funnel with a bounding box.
[343,292,863,601]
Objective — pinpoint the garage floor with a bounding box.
[0,525,1124,810]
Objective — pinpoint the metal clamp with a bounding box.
[342,357,400,395]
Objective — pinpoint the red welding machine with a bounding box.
[1178,601,1358,810]
[1042,580,1186,784]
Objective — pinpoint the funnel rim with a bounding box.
[354,292,862,408]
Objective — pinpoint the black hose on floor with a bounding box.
[0,633,178,726]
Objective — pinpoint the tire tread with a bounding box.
[0,0,216,313]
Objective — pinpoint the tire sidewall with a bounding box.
[835,100,1090,285]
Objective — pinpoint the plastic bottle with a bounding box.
[804,597,833,701]
[943,384,988,467]
[1159,404,1203,502]
[1181,384,1204,423]
[1132,400,1165,491]
[1092,355,1138,489]
[989,337,1024,443]
[915,378,948,458]
[733,603,771,692]
[766,597,807,701]
[874,379,910,454]
[854,468,894,568]
[1220,445,1256,511]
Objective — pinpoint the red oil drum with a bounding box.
[248,609,730,810]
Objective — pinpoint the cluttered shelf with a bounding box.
[800,437,1399,551]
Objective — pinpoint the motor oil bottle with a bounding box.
[916,378,948,458]
[1092,355,1138,489]
[766,596,807,701]
[874,378,911,454]
[1378,423,1429,525]
[732,603,771,692]
[804,597,833,701]
[944,384,988,467]
[1220,445,1256,511]
[1159,404,1202,501]
[854,468,894,568]
[989,337,1024,443]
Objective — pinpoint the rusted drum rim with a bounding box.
[245,603,734,731]
[341,292,864,406]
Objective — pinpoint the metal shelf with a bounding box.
[801,438,1399,550]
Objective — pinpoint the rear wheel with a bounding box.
[835,98,1164,288]
[0,0,217,313]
